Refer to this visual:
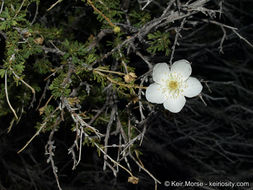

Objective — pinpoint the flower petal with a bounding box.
[171,59,192,80]
[145,83,166,104]
[152,63,170,84]
[183,77,203,98]
[163,95,186,113]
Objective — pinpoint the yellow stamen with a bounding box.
[168,81,178,90]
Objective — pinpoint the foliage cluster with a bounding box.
[0,0,173,188]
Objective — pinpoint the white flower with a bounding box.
[145,60,203,113]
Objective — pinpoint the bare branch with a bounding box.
[5,71,18,120]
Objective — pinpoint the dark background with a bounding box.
[1,0,253,190]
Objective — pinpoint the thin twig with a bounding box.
[30,1,39,25]
[10,69,35,94]
[47,0,62,11]
[87,0,116,28]
[129,153,161,184]
[103,105,117,170]
[0,0,4,14]
[5,71,18,120]
[170,17,186,64]
[45,121,62,190]
[17,107,60,154]
[14,0,26,18]
[92,138,135,177]
[232,29,253,48]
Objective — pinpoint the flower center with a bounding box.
[162,72,186,99]
[168,81,178,90]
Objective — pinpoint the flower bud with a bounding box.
[124,72,137,83]
[113,26,121,33]
[34,37,44,45]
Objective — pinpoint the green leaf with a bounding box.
[147,30,171,56]
[0,69,6,78]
